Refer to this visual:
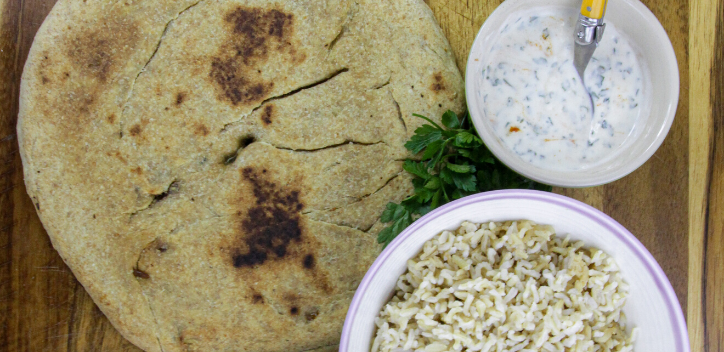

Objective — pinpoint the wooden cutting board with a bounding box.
[0,0,720,351]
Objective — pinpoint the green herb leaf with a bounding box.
[441,110,461,129]
[439,166,454,185]
[477,169,493,191]
[413,186,435,203]
[459,148,495,164]
[457,148,473,158]
[426,140,447,169]
[430,189,442,209]
[391,214,412,235]
[377,226,396,245]
[421,140,445,160]
[401,196,423,209]
[453,131,483,148]
[403,160,431,180]
[416,204,434,216]
[447,163,476,174]
[491,168,502,189]
[414,124,440,135]
[424,177,441,190]
[405,129,442,154]
[380,202,406,223]
[451,188,469,200]
[451,171,477,192]
[377,110,551,247]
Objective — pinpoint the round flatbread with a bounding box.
[18,0,464,350]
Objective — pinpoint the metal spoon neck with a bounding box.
[575,14,606,46]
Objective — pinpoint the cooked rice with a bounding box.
[371,220,637,352]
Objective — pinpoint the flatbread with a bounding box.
[17,0,464,350]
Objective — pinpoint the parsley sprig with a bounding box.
[377,111,552,247]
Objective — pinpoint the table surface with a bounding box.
[0,0,721,351]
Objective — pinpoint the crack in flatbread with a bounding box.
[265,140,385,153]
[220,67,350,132]
[123,0,205,111]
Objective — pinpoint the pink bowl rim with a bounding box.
[339,189,689,352]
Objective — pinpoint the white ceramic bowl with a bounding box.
[465,0,679,187]
[340,190,688,352]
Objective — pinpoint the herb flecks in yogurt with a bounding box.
[481,8,646,171]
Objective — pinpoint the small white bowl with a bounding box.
[465,0,679,187]
[340,190,688,352]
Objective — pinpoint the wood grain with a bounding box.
[704,9,724,348]
[688,0,724,351]
[0,0,713,351]
[687,0,716,350]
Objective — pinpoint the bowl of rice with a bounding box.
[340,190,688,352]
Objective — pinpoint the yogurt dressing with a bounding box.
[479,7,647,171]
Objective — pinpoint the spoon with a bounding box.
[574,0,608,116]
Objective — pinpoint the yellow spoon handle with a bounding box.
[580,0,608,19]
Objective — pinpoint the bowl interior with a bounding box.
[340,191,688,352]
[465,0,679,187]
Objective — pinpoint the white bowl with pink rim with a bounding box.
[340,190,688,352]
[465,0,679,187]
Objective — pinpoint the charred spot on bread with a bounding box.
[209,7,304,106]
[133,268,150,279]
[261,104,274,125]
[67,19,139,83]
[194,124,210,136]
[175,92,186,106]
[129,124,142,137]
[431,72,446,92]
[302,254,315,269]
[231,167,304,268]
[252,294,264,304]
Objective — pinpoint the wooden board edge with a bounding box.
[688,0,720,351]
